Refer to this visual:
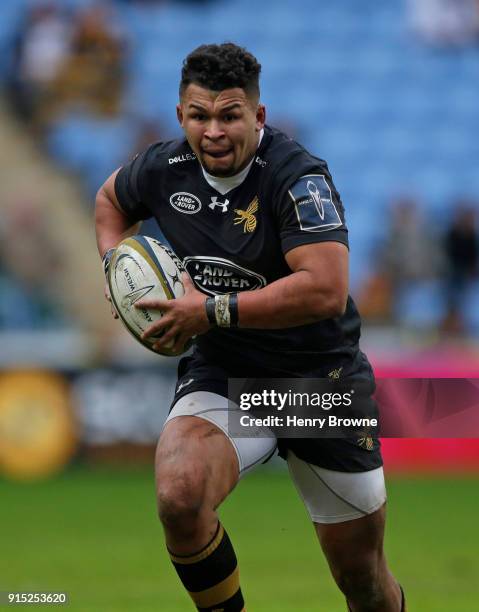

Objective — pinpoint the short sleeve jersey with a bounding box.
[115,125,363,375]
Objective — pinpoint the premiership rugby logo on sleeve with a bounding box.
[288,175,342,232]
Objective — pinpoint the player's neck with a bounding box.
[201,129,264,195]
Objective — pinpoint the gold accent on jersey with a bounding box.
[328,367,343,379]
[358,435,374,451]
[234,197,258,233]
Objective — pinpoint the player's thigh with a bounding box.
[156,415,238,509]
[157,391,277,507]
[287,449,386,524]
[287,450,387,572]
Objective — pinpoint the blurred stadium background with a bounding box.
[0,0,478,610]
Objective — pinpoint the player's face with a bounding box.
[177,84,265,177]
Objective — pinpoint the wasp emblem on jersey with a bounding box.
[234,197,258,233]
[328,367,343,380]
[358,435,375,451]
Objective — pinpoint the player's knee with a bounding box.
[156,468,207,533]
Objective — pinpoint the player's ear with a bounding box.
[176,104,184,127]
[256,104,266,131]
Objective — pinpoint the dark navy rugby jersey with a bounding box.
[115,125,363,375]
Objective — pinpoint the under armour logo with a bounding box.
[209,196,230,213]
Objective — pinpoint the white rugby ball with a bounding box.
[108,235,190,356]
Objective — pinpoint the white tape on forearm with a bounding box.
[214,294,231,327]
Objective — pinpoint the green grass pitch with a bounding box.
[1,466,478,611]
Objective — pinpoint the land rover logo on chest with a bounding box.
[169,192,202,214]
[183,256,267,296]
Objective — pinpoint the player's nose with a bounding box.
[204,119,225,140]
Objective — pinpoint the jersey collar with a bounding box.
[200,129,264,195]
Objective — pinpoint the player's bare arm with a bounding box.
[238,241,348,326]
[136,241,347,352]
[95,168,141,316]
[95,168,141,256]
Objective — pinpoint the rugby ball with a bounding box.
[108,235,190,356]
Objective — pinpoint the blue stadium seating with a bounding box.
[395,281,446,329]
[463,282,479,334]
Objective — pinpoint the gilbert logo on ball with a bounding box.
[108,235,191,356]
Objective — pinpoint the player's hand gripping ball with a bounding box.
[108,236,192,356]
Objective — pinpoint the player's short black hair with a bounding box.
[180,43,261,99]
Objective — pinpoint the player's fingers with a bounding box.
[171,332,190,354]
[104,283,112,301]
[135,298,171,311]
[182,272,195,294]
[152,325,179,350]
[141,315,171,340]
[104,284,119,318]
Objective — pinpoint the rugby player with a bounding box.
[95,43,405,611]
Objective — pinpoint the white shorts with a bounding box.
[165,391,386,524]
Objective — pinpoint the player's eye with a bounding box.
[192,113,206,121]
[223,114,238,123]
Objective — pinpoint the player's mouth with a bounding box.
[202,148,233,160]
